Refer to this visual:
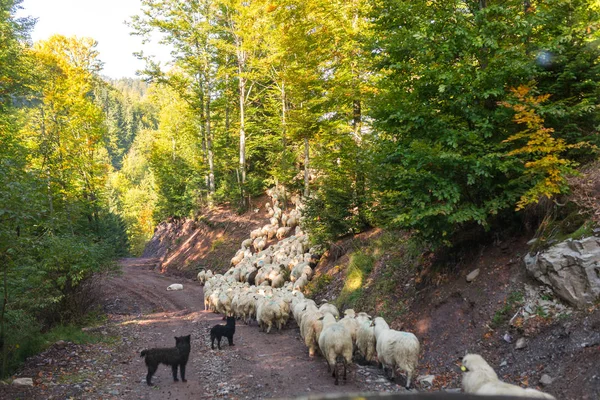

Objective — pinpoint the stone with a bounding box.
[524,237,600,308]
[500,360,508,367]
[12,378,33,386]
[466,268,480,282]
[503,333,513,343]
[515,338,527,349]
[417,375,436,387]
[54,340,66,349]
[540,374,554,386]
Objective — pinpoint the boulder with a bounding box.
[524,237,600,308]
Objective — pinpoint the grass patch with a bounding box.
[42,324,106,346]
[491,291,524,328]
[336,251,375,309]
[210,237,225,252]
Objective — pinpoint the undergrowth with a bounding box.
[491,290,524,328]
[332,231,421,319]
[3,319,109,378]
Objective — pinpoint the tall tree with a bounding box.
[130,0,223,200]
[24,35,108,234]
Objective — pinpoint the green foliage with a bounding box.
[302,171,368,247]
[0,7,130,377]
[369,0,600,247]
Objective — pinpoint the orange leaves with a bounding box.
[501,84,590,210]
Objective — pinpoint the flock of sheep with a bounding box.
[196,187,557,398]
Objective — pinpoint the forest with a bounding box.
[1,0,599,379]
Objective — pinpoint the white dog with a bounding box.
[167,283,183,291]
[461,354,555,399]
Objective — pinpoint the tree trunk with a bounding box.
[304,137,310,197]
[353,99,361,137]
[281,81,287,145]
[0,254,8,378]
[238,64,247,205]
[225,55,230,137]
[205,88,215,196]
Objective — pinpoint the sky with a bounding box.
[16,0,172,79]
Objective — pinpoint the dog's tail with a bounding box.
[140,349,148,357]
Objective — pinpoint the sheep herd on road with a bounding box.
[196,187,556,398]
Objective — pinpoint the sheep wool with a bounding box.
[317,313,353,385]
[373,317,420,389]
[301,310,325,357]
[319,302,340,319]
[356,320,376,363]
[462,354,556,399]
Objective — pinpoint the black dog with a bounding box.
[140,335,191,386]
[210,316,235,350]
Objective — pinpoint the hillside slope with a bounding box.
[307,231,599,399]
[142,199,270,277]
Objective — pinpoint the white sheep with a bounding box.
[338,310,360,350]
[318,313,353,385]
[231,250,245,266]
[267,226,278,240]
[301,310,325,357]
[276,226,291,240]
[462,354,556,399]
[241,238,253,249]
[256,298,283,333]
[217,290,234,316]
[287,216,298,229]
[319,302,340,319]
[197,270,206,284]
[356,318,376,363]
[253,237,267,252]
[293,299,317,326]
[373,317,420,389]
[291,261,312,282]
[293,274,309,291]
[250,228,264,239]
[167,283,183,291]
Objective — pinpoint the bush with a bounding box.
[1,309,104,378]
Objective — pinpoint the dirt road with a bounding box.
[4,258,407,399]
[104,258,408,399]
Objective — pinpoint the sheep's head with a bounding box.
[461,354,493,373]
